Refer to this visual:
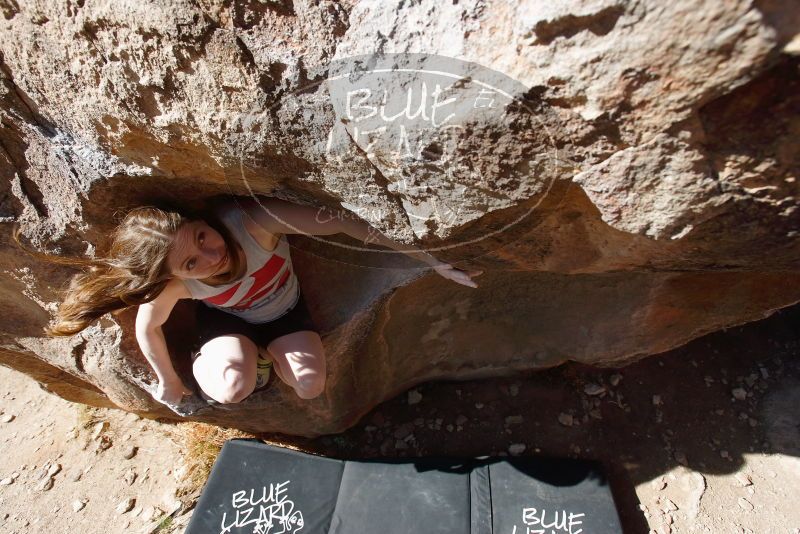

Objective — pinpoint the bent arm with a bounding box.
[135,278,190,385]
[136,325,181,384]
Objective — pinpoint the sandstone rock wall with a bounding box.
[0,0,797,436]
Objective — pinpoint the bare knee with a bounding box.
[267,333,327,400]
[192,356,255,404]
[213,373,253,404]
[295,374,326,400]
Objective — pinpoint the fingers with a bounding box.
[448,270,480,287]
[435,265,482,275]
[452,272,478,288]
[432,264,483,288]
[154,385,192,406]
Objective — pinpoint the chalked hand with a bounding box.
[432,263,483,288]
[154,377,193,406]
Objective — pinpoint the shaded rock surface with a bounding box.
[0,0,798,436]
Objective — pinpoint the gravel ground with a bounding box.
[0,367,190,534]
[1,303,799,534]
[277,302,800,534]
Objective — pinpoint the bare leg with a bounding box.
[267,330,327,399]
[192,334,258,403]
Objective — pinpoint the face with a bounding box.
[167,220,230,280]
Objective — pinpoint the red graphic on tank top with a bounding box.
[202,254,291,309]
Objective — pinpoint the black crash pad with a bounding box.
[185,439,622,534]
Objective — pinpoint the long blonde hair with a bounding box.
[14,205,246,337]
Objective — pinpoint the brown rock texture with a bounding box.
[0,0,798,436]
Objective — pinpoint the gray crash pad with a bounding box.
[185,439,622,534]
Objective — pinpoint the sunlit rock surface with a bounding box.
[0,0,798,436]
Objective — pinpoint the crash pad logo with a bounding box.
[219,481,304,534]
[511,507,586,534]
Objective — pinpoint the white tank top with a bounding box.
[182,205,300,324]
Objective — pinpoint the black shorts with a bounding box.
[190,291,317,360]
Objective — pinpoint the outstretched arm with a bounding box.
[237,197,483,288]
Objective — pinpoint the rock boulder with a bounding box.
[0,0,798,436]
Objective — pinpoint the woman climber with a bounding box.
[25,197,482,407]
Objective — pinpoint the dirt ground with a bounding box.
[0,368,189,534]
[1,303,799,533]
[280,302,800,534]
